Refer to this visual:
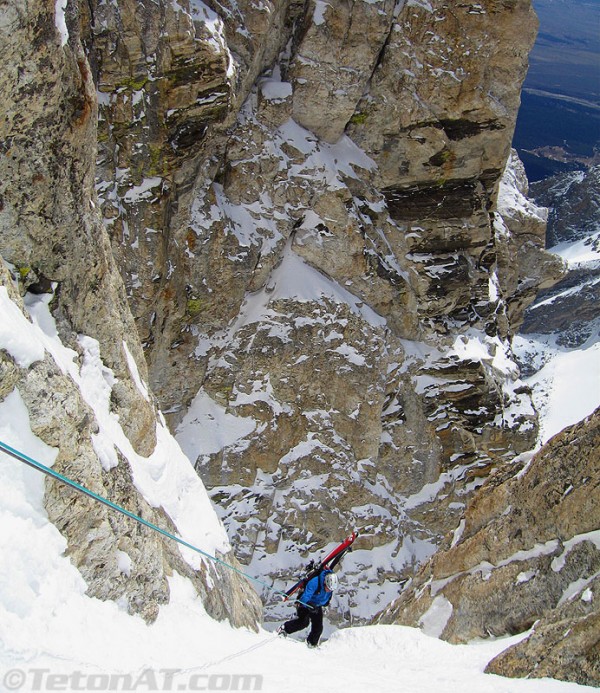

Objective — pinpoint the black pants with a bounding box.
[283,604,324,646]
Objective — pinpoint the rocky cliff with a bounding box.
[73,0,566,624]
[379,408,600,686]
[0,0,260,629]
[0,0,576,646]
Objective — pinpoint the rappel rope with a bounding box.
[0,439,288,602]
[177,634,280,676]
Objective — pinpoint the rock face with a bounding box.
[0,0,155,457]
[79,0,564,622]
[0,0,260,629]
[521,166,600,346]
[494,151,564,333]
[379,408,600,686]
[486,587,600,686]
[1,0,572,637]
[532,165,600,249]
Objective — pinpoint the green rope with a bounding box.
[0,439,288,601]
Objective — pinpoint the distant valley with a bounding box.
[513,0,600,181]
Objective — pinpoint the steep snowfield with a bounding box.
[1,280,597,689]
[514,205,600,445]
[0,428,594,693]
[0,286,230,565]
[514,330,600,444]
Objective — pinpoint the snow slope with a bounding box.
[0,286,230,566]
[514,330,600,444]
[0,480,594,693]
[0,438,594,693]
[513,209,600,445]
[0,278,596,691]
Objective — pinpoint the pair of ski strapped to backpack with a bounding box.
[281,530,358,603]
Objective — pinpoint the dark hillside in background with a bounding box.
[513,0,600,181]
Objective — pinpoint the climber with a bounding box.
[277,569,339,648]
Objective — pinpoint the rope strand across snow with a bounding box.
[0,439,287,601]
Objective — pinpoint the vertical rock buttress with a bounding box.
[0,0,261,628]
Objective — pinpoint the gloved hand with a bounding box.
[295,601,317,613]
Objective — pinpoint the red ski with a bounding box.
[282,531,358,601]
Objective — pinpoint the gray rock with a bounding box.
[486,577,600,687]
[522,166,600,340]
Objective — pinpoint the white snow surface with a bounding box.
[54,0,69,46]
[122,340,151,402]
[496,151,547,225]
[176,389,256,460]
[418,595,453,638]
[0,288,46,367]
[313,0,331,25]
[513,331,600,444]
[230,242,386,332]
[550,236,600,267]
